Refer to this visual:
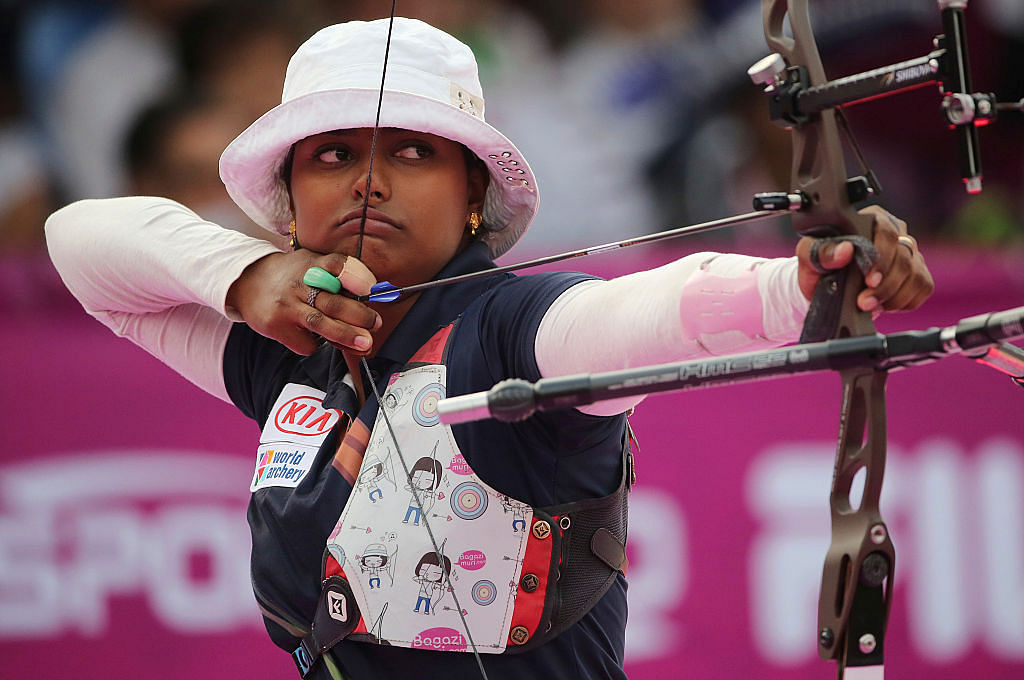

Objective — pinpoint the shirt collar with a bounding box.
[372,240,500,366]
[319,242,499,411]
[320,241,503,411]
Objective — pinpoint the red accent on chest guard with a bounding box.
[506,517,554,644]
[408,324,454,364]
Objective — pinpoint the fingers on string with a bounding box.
[308,254,377,297]
[338,256,377,296]
[301,257,380,354]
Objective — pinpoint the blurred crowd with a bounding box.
[1,0,1022,304]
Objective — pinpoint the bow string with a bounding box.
[350,4,493,679]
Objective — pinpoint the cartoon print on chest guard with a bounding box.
[359,540,398,590]
[381,384,414,413]
[355,451,397,503]
[498,493,527,532]
[412,547,453,615]
[327,364,534,651]
[403,442,444,526]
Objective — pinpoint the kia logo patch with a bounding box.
[274,396,339,437]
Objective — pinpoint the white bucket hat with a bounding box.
[219,18,539,258]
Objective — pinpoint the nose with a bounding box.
[352,159,390,203]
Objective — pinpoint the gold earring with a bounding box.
[289,220,297,249]
[467,212,481,238]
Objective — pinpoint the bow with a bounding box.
[761,2,892,676]
[758,1,1001,673]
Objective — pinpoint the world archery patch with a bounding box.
[250,443,318,492]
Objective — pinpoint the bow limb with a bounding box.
[762,1,894,676]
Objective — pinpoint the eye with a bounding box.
[315,145,352,163]
[394,142,432,160]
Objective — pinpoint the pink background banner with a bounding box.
[2,246,1022,678]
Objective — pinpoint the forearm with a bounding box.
[45,197,282,400]
[535,252,809,415]
[46,197,281,319]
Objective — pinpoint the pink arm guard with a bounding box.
[535,252,809,416]
[679,261,766,356]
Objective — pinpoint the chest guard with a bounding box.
[292,325,633,677]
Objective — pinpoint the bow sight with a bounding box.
[748,0,1021,200]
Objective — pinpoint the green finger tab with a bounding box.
[302,266,342,294]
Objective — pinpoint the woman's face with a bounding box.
[289,127,487,287]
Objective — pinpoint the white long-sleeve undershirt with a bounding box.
[46,196,808,415]
[536,254,808,416]
[46,197,282,402]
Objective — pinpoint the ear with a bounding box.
[282,145,296,212]
[466,157,489,213]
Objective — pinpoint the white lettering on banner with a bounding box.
[623,489,687,661]
[0,451,260,637]
[977,438,1024,658]
[905,440,970,661]
[147,506,254,632]
[5,439,1019,666]
[746,443,831,664]
[747,437,1024,665]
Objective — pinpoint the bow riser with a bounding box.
[763,1,894,674]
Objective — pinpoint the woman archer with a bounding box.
[45,17,932,680]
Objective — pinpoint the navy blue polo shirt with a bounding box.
[224,241,629,679]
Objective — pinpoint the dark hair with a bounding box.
[462,145,485,175]
[410,456,443,490]
[280,145,296,191]
[414,551,452,579]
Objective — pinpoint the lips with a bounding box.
[337,208,401,236]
